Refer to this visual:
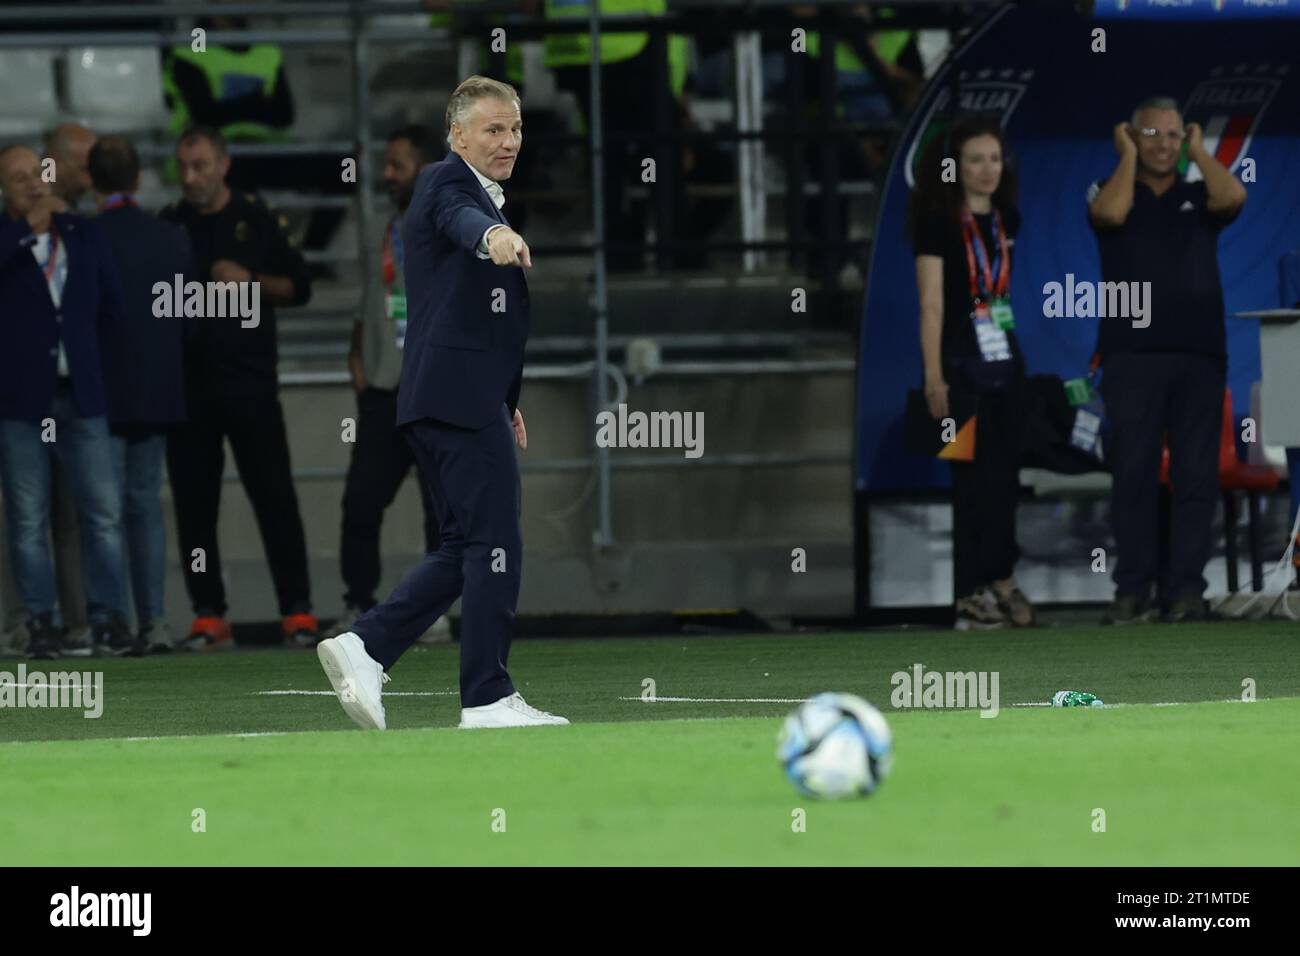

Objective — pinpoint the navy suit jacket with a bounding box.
[396,153,530,430]
[97,204,194,426]
[0,211,126,424]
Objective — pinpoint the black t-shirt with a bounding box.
[913,203,1024,391]
[1087,178,1233,363]
[159,191,311,396]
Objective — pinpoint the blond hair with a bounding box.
[445,75,520,144]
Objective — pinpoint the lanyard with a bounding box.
[959,205,1010,301]
[39,225,61,283]
[100,193,136,211]
[382,215,405,286]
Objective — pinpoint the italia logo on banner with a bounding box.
[903,69,1035,189]
[1180,65,1284,182]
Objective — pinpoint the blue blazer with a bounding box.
[96,204,194,425]
[397,153,530,430]
[0,211,125,424]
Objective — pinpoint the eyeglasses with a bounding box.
[1138,128,1185,143]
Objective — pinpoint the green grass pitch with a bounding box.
[2,622,1298,865]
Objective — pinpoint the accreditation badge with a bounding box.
[1063,377,1094,407]
[972,302,1012,363]
[387,289,407,349]
[989,296,1015,331]
[1070,401,1105,459]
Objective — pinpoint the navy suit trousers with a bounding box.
[352,404,520,707]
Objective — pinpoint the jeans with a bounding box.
[110,427,168,629]
[0,380,125,628]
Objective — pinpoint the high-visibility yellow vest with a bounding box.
[804,32,867,74]
[544,0,665,67]
[805,5,913,76]
[163,43,286,142]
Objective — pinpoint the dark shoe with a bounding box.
[283,612,320,648]
[1164,595,1212,624]
[955,587,1008,631]
[25,613,61,660]
[321,604,363,641]
[1101,595,1158,625]
[993,581,1038,627]
[93,613,145,657]
[183,615,234,652]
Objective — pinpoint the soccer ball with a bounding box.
[777,692,894,799]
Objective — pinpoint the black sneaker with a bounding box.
[93,613,145,657]
[25,613,61,660]
[1101,595,1158,625]
[1164,595,1213,624]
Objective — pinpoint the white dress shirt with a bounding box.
[458,153,507,259]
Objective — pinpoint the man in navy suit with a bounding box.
[89,136,194,653]
[317,76,568,730]
[0,144,133,659]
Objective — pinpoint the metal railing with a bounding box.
[0,0,975,554]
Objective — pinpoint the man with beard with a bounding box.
[160,126,317,649]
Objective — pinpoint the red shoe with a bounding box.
[283,612,320,648]
[185,616,233,652]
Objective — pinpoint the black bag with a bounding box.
[1018,373,1108,474]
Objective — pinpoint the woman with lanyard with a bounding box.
[909,118,1035,630]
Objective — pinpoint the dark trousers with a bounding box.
[340,387,440,609]
[352,405,520,707]
[951,388,1022,600]
[166,389,312,617]
[1101,352,1225,604]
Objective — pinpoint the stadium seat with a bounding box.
[0,50,60,136]
[65,47,167,133]
[1160,388,1280,593]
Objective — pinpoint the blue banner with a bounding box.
[855,4,1300,492]
[1094,0,1300,20]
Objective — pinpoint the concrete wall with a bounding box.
[146,365,857,628]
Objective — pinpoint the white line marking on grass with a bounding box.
[122,731,300,742]
[255,690,457,697]
[618,695,808,704]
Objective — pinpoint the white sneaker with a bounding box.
[459,692,569,729]
[317,632,389,730]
